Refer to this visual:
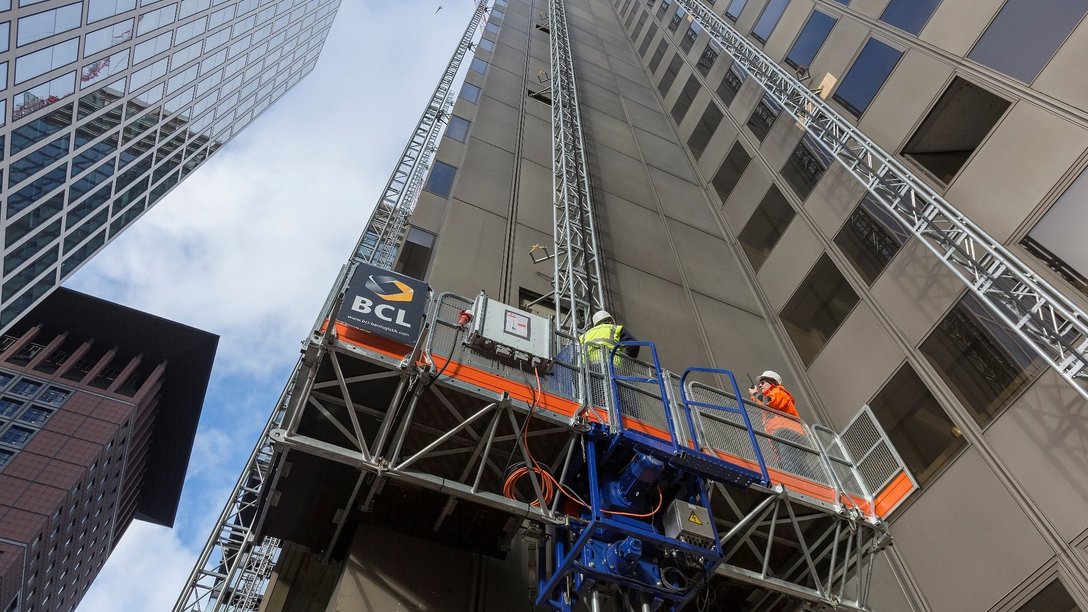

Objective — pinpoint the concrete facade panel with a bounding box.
[665,218,759,312]
[491,40,529,77]
[920,0,1002,57]
[696,119,742,182]
[691,292,784,384]
[891,447,1053,612]
[520,111,553,168]
[986,369,1088,542]
[515,159,554,234]
[616,74,662,109]
[430,200,506,297]
[808,303,903,428]
[756,220,822,313]
[583,106,641,159]
[1035,21,1088,113]
[869,239,962,347]
[721,153,771,229]
[472,95,522,154]
[634,128,698,182]
[624,100,675,140]
[805,18,870,94]
[647,167,718,229]
[596,193,683,284]
[607,262,712,372]
[804,163,870,239]
[946,103,1088,242]
[451,140,516,218]
[594,148,655,207]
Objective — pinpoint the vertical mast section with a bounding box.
[357,0,491,270]
[549,0,607,335]
[676,0,1088,400]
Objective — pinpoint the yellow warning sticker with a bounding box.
[688,511,703,525]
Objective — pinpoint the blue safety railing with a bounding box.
[606,341,680,450]
[678,367,770,487]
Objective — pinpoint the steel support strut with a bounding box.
[676,0,1088,400]
[548,0,607,335]
[355,1,490,270]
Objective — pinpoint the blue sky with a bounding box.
[66,1,478,609]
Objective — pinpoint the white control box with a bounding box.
[468,293,554,371]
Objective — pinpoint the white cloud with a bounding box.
[71,2,479,610]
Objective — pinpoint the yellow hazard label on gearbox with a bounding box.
[688,511,703,525]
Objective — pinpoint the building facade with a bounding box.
[0,287,217,612]
[388,0,1088,609]
[0,0,340,332]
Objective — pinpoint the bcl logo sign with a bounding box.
[336,264,429,345]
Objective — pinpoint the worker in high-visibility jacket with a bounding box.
[748,370,808,476]
[578,310,640,369]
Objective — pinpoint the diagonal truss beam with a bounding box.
[677,0,1088,400]
[548,0,607,334]
[355,1,491,270]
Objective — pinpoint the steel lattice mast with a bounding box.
[548,0,607,335]
[356,1,491,269]
[676,0,1088,400]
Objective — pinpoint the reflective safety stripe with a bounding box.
[578,323,623,366]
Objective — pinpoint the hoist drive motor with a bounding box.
[467,292,554,371]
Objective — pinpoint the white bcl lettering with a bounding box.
[352,296,411,328]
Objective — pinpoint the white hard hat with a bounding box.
[759,370,782,385]
[591,310,614,326]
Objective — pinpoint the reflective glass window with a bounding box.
[1023,166,1088,297]
[696,40,720,75]
[968,0,1088,83]
[16,3,81,47]
[8,164,66,215]
[716,64,744,105]
[72,134,116,176]
[478,37,494,52]
[921,294,1045,427]
[459,82,481,103]
[781,133,832,200]
[656,0,671,19]
[15,37,78,85]
[658,54,683,96]
[746,94,781,141]
[424,161,457,198]
[711,141,750,204]
[869,365,965,487]
[87,0,137,24]
[832,38,901,117]
[879,0,941,35]
[7,191,64,244]
[0,425,34,446]
[394,227,436,281]
[9,134,69,187]
[680,20,701,52]
[484,21,498,34]
[168,64,199,94]
[785,10,835,70]
[18,406,51,425]
[1014,580,1082,612]
[130,57,168,90]
[61,229,106,276]
[81,48,129,90]
[738,185,794,271]
[171,41,202,69]
[780,254,859,365]
[725,0,747,20]
[84,19,134,57]
[751,0,788,43]
[0,23,8,55]
[668,6,685,32]
[686,101,722,160]
[0,398,21,418]
[5,218,60,275]
[648,39,668,73]
[11,105,71,156]
[67,160,112,201]
[65,208,108,251]
[470,57,488,74]
[446,115,470,143]
[178,0,210,19]
[670,74,700,123]
[175,16,207,45]
[9,380,40,397]
[133,31,172,64]
[639,23,658,57]
[834,194,910,285]
[137,3,178,36]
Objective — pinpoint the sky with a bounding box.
[66,1,478,609]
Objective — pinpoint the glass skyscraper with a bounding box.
[0,0,340,331]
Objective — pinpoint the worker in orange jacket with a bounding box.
[748,370,808,476]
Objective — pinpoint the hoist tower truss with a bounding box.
[355,1,491,270]
[547,0,607,335]
[676,0,1088,400]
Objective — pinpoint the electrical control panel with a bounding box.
[467,292,554,371]
[663,499,715,549]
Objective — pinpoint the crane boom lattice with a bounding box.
[677,0,1088,400]
[356,1,490,270]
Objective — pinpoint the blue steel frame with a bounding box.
[535,432,725,611]
[678,367,770,486]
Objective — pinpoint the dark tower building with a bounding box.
[0,288,217,612]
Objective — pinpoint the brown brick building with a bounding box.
[0,288,217,612]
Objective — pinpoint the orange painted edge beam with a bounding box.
[874,470,914,518]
